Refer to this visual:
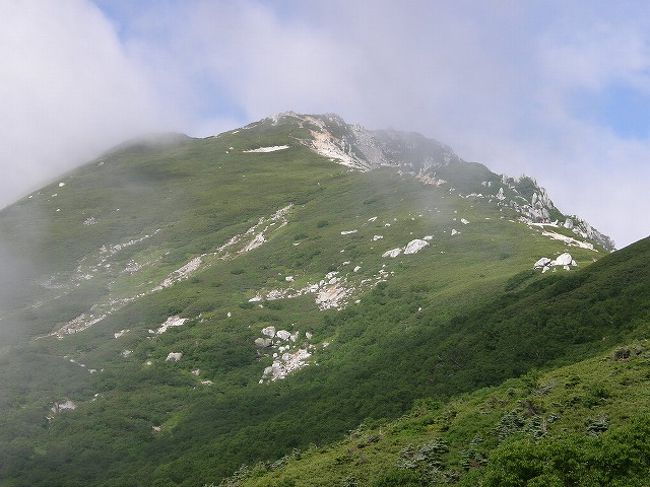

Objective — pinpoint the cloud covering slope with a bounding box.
[2,0,649,246]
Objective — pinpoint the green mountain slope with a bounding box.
[227,238,650,487]
[235,340,650,487]
[0,114,637,486]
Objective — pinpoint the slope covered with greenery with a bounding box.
[0,115,639,486]
[228,243,650,487]
[235,335,650,487]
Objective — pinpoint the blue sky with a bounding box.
[572,82,650,139]
[1,0,649,246]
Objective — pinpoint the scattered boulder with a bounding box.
[165,352,183,362]
[382,248,402,258]
[255,338,273,348]
[276,330,292,341]
[261,326,276,338]
[552,252,573,267]
[260,348,312,382]
[534,253,576,272]
[403,239,429,255]
[460,218,470,224]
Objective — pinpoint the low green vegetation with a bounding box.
[0,115,644,486]
[234,336,650,487]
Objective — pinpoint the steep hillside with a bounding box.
[230,238,650,487]
[235,336,650,487]
[0,114,628,486]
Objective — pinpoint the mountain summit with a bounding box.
[247,112,614,251]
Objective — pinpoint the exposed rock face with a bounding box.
[113,329,130,339]
[52,313,107,339]
[270,112,460,172]
[261,349,312,382]
[265,112,613,252]
[541,231,595,251]
[241,233,265,252]
[155,257,202,291]
[316,283,351,310]
[150,316,187,335]
[254,325,318,383]
[51,400,76,414]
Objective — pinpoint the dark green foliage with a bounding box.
[483,415,650,487]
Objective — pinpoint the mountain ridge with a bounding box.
[248,112,614,251]
[0,110,636,486]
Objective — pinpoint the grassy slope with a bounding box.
[237,339,650,487]
[234,239,650,487]
[0,119,634,486]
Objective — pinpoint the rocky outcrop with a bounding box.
[149,316,187,335]
[165,352,183,362]
[534,252,578,272]
[264,113,613,253]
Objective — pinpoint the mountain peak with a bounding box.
[241,112,615,251]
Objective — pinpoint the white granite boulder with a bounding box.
[403,239,429,255]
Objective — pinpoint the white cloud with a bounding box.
[2,0,649,246]
[0,0,170,205]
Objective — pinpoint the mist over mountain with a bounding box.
[0,112,647,486]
